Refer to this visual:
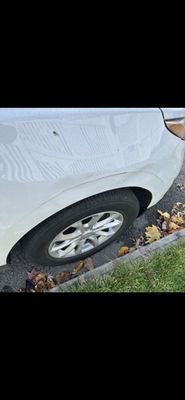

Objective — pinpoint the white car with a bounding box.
[0,108,185,267]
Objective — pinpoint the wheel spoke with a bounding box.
[94,219,122,232]
[50,237,80,252]
[94,230,113,237]
[60,241,79,256]
[88,235,99,247]
[93,213,120,229]
[55,229,81,241]
[87,214,102,228]
[71,220,85,233]
[75,239,87,255]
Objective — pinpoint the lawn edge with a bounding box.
[49,228,185,292]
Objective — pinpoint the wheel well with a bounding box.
[130,187,152,216]
[7,186,152,264]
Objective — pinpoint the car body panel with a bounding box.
[0,108,185,265]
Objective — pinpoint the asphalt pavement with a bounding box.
[1,157,185,291]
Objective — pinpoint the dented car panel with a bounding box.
[0,108,185,266]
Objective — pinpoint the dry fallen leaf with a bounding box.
[33,273,46,284]
[47,282,56,290]
[46,276,56,289]
[157,210,170,221]
[27,267,40,281]
[168,221,181,232]
[35,280,46,292]
[55,272,71,284]
[145,225,162,244]
[170,215,185,226]
[84,257,94,271]
[118,246,129,256]
[72,260,85,274]
[160,230,168,237]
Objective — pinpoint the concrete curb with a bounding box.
[49,228,185,292]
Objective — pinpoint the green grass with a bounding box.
[62,239,185,292]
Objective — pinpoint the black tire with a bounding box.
[21,189,140,267]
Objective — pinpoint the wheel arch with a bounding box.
[131,187,152,216]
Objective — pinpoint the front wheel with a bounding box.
[21,189,140,266]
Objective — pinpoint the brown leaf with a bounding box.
[72,260,85,274]
[27,267,40,281]
[170,215,185,226]
[160,230,168,237]
[46,276,56,289]
[118,246,129,256]
[55,272,71,284]
[33,273,46,284]
[145,225,162,244]
[157,210,170,221]
[168,221,182,233]
[84,257,94,271]
[35,280,46,292]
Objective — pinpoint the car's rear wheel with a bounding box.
[21,189,140,266]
